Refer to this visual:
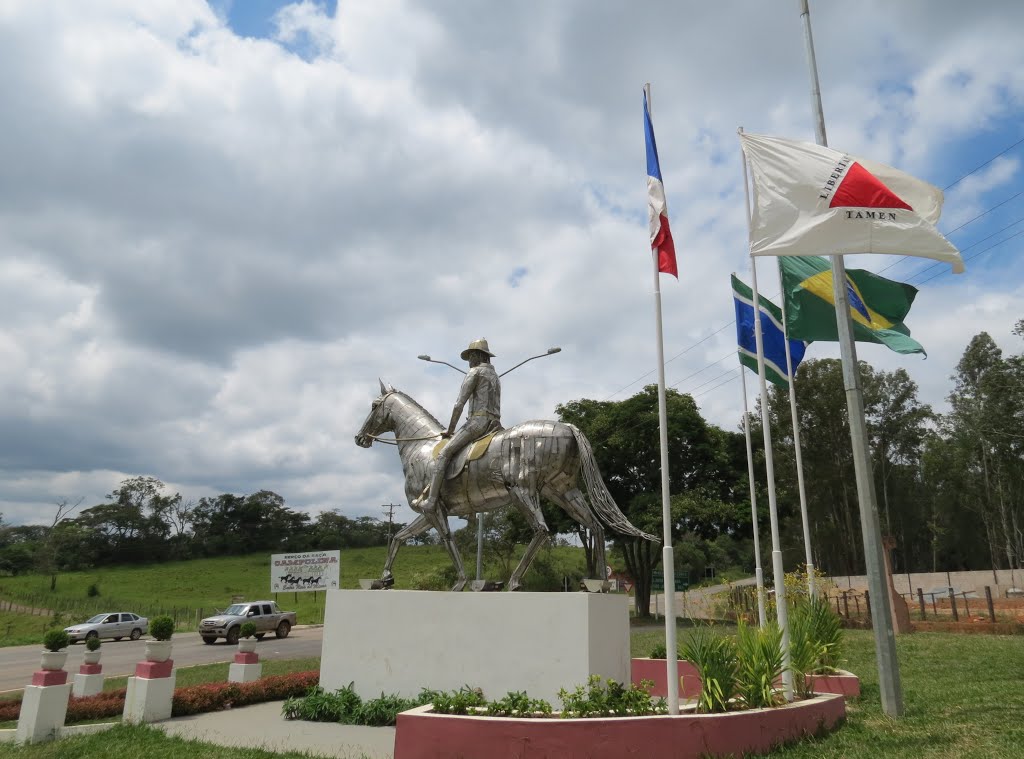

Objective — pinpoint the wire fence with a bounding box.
[827,586,1024,626]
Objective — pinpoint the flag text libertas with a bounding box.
[818,154,853,201]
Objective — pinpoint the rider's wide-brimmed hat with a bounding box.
[461,338,496,360]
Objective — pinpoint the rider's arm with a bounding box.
[445,369,478,436]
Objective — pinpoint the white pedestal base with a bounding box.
[228,662,262,683]
[123,673,176,723]
[16,684,71,744]
[320,590,630,704]
[73,673,104,698]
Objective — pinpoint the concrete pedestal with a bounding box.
[228,656,262,683]
[123,668,176,723]
[16,682,72,744]
[320,590,630,704]
[72,672,104,698]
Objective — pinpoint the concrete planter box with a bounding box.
[394,693,846,759]
[630,657,702,699]
[40,651,68,672]
[237,639,258,654]
[83,650,102,666]
[144,641,173,663]
[808,670,860,698]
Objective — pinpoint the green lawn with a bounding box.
[0,611,58,647]
[0,545,589,642]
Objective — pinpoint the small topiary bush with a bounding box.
[239,622,257,639]
[43,628,70,652]
[149,615,174,641]
[85,636,102,652]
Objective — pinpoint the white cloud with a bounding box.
[0,0,1022,526]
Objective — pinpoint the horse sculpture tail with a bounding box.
[568,424,660,543]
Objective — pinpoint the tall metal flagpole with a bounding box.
[738,364,768,626]
[798,0,903,716]
[740,131,794,700]
[644,83,679,715]
[776,279,816,596]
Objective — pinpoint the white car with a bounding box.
[64,612,149,643]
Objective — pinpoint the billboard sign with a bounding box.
[271,550,340,592]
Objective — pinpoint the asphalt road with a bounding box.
[0,626,325,693]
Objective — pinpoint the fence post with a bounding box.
[948,587,959,621]
[864,590,871,624]
[842,593,850,618]
[962,593,971,618]
[917,588,926,620]
[985,586,996,623]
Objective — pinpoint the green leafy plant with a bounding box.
[86,583,100,598]
[282,683,362,723]
[680,626,739,713]
[43,628,70,652]
[485,691,553,718]
[557,676,667,718]
[735,618,784,709]
[149,615,175,641]
[239,622,257,639]
[85,636,101,652]
[427,686,487,715]
[357,693,422,726]
[789,597,845,697]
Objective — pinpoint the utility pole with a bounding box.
[382,503,399,542]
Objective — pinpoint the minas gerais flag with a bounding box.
[779,256,926,356]
[732,274,806,389]
[738,132,964,274]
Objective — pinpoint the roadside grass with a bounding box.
[631,626,1024,758]
[0,611,57,647]
[1,723,335,758]
[0,545,588,639]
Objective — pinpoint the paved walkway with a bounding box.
[157,701,395,759]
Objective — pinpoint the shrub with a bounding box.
[175,671,318,717]
[425,686,487,715]
[484,691,553,718]
[281,683,361,723]
[43,628,70,652]
[239,622,257,639]
[149,615,174,641]
[86,636,102,652]
[649,642,669,660]
[789,598,845,697]
[735,618,784,709]
[357,693,423,726]
[86,583,100,598]
[680,626,739,713]
[558,676,666,718]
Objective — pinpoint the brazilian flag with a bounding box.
[779,256,925,355]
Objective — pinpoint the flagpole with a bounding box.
[738,363,767,626]
[798,0,903,716]
[644,82,679,715]
[776,273,816,597]
[740,128,793,700]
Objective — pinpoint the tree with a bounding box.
[39,498,82,590]
[557,386,747,617]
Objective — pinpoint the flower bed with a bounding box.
[0,671,319,723]
[632,659,861,700]
[393,693,846,759]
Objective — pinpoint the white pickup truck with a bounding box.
[199,600,297,645]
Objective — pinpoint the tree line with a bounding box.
[0,477,405,579]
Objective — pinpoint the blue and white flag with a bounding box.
[732,274,807,389]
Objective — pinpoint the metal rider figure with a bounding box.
[416,338,502,516]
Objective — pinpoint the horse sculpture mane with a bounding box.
[355,383,657,591]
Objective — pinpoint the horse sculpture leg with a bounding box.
[505,485,551,592]
[422,503,468,592]
[546,488,609,582]
[380,513,432,587]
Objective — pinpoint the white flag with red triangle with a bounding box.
[739,133,964,273]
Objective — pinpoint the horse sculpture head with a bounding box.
[354,379,396,448]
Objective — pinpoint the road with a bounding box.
[0,626,325,693]
[649,576,758,619]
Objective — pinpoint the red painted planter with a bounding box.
[394,693,846,759]
[809,670,860,699]
[630,658,702,699]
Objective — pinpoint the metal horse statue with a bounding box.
[355,381,657,591]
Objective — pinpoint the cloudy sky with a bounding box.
[1,0,1022,528]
